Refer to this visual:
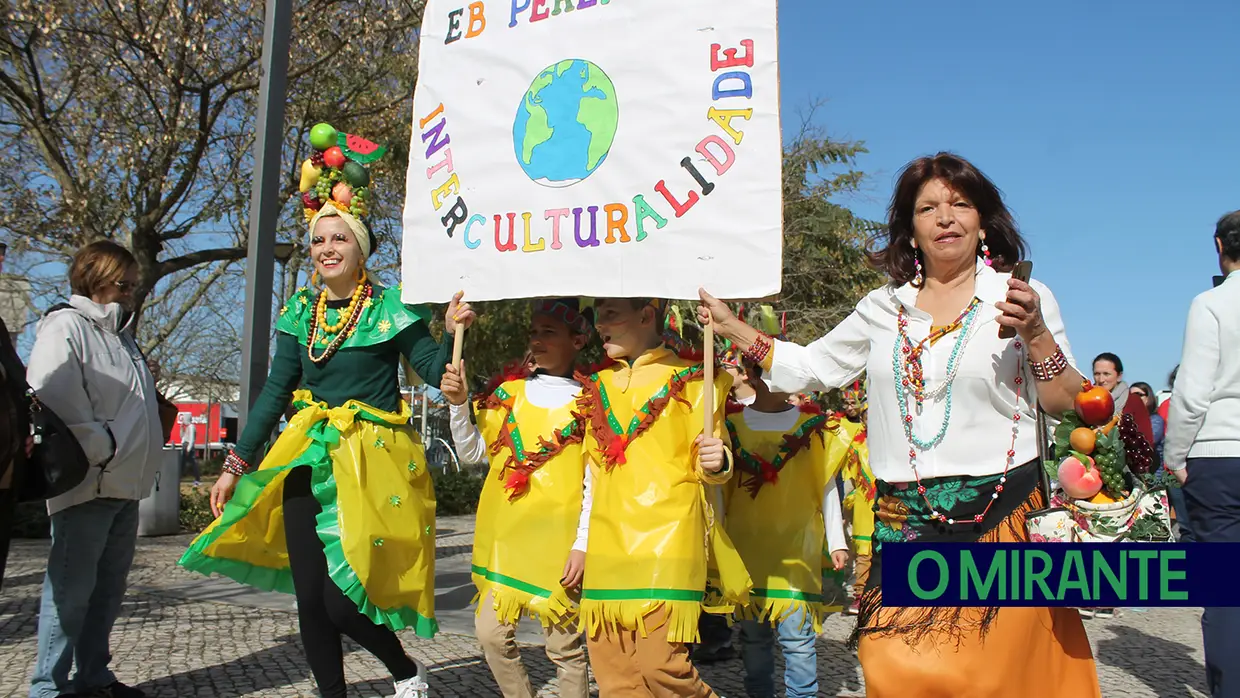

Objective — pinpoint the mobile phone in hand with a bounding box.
[999,260,1033,339]
[1215,275,1225,288]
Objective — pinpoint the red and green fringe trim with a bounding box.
[474,358,534,406]
[473,375,586,501]
[491,402,583,501]
[852,427,867,446]
[575,363,704,471]
[844,423,875,501]
[847,446,877,502]
[726,409,834,497]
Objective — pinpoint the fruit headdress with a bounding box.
[843,379,868,411]
[298,122,387,259]
[660,302,696,357]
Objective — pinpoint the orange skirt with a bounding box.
[857,487,1102,698]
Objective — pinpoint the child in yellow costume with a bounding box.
[724,312,850,698]
[838,380,874,615]
[578,298,750,698]
[179,125,476,698]
[440,298,593,698]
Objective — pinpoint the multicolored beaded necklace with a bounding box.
[307,281,372,365]
[893,298,1026,525]
[893,298,981,447]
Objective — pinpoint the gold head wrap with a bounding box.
[309,203,371,260]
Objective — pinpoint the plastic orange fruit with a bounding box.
[1088,490,1118,505]
[1069,427,1097,454]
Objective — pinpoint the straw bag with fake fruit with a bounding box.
[1027,380,1172,544]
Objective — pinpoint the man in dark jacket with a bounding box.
[0,315,32,589]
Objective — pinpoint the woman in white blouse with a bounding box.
[699,153,1101,697]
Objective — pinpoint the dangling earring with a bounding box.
[311,271,322,288]
[912,246,924,287]
[980,231,993,267]
[355,267,367,284]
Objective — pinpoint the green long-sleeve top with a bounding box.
[233,284,452,464]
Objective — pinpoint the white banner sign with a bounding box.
[401,0,783,304]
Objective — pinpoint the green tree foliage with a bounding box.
[774,120,885,345]
[0,0,425,338]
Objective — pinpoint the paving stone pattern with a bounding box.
[0,516,1210,697]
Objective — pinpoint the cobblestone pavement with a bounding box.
[0,516,1209,697]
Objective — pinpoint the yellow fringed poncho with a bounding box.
[724,407,852,632]
[839,418,875,557]
[471,378,586,628]
[576,347,751,643]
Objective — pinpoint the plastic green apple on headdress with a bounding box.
[299,122,387,230]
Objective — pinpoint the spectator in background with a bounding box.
[1161,367,1193,542]
[26,241,164,698]
[0,315,33,591]
[1165,210,1240,697]
[1092,352,1155,445]
[179,416,199,487]
[1131,382,1164,460]
[1159,366,1178,423]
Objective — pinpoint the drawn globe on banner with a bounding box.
[512,59,619,188]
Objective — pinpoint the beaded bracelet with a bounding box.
[222,450,251,476]
[742,333,773,366]
[1029,345,1070,381]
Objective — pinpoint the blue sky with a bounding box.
[777,0,1239,392]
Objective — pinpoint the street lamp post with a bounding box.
[237,0,292,432]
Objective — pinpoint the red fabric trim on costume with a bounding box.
[575,364,703,471]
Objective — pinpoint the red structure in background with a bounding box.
[168,402,238,451]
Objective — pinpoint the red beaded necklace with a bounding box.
[901,327,1028,526]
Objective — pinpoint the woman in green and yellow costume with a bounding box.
[178,124,476,698]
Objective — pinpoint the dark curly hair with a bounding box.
[868,152,1027,286]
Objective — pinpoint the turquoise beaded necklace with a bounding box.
[892,298,982,449]
[891,297,1028,527]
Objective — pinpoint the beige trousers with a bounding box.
[853,553,873,598]
[475,591,589,698]
[586,607,717,698]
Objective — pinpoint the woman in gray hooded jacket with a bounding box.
[25,241,163,698]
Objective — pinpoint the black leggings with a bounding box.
[284,467,418,696]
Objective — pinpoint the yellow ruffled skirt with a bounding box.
[178,389,437,637]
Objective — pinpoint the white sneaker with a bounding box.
[393,675,428,698]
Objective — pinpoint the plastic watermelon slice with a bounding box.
[337,132,387,165]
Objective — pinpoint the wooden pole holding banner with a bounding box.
[451,291,467,370]
[703,319,715,437]
[452,325,465,369]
